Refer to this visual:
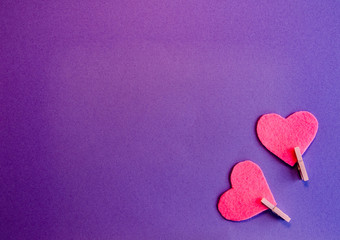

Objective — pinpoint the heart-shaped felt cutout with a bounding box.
[218,160,276,221]
[257,111,318,166]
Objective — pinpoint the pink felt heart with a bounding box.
[218,160,276,221]
[257,111,318,166]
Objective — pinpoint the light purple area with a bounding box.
[1,1,340,239]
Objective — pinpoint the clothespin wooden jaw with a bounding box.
[261,198,291,222]
[294,147,309,181]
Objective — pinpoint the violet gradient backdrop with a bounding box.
[1,1,340,239]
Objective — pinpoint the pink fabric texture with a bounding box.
[218,161,276,221]
[256,111,318,166]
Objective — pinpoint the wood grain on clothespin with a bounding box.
[261,198,291,222]
[294,147,309,181]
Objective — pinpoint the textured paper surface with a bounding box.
[218,161,276,221]
[257,111,318,166]
[1,1,340,240]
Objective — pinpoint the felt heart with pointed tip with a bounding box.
[256,111,318,166]
[218,161,276,221]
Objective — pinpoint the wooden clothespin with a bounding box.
[294,147,309,181]
[261,198,291,222]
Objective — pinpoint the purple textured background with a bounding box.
[1,1,340,239]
